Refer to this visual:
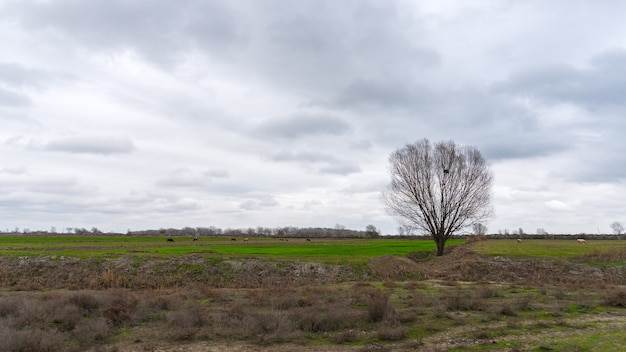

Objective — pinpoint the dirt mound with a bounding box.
[368,241,626,285]
[367,243,487,280]
[367,255,421,279]
[399,241,626,285]
[413,243,488,280]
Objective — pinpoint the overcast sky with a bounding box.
[2,0,626,235]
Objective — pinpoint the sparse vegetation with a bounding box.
[2,236,626,351]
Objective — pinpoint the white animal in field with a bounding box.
[577,238,587,244]
[517,239,522,243]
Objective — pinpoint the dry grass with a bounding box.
[3,241,626,351]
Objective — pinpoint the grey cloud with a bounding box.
[256,1,440,93]
[156,168,229,189]
[44,136,136,155]
[494,50,626,109]
[269,149,361,175]
[4,0,439,100]
[3,0,242,67]
[319,163,361,175]
[326,78,435,111]
[0,174,94,198]
[0,166,27,175]
[481,139,568,161]
[0,62,75,88]
[269,150,336,163]
[204,169,230,178]
[0,88,30,107]
[257,114,351,139]
[239,195,279,211]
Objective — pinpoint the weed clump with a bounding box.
[603,288,626,307]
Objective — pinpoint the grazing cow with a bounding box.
[167,238,174,242]
[231,238,237,241]
[244,237,249,242]
[517,238,522,244]
[577,238,587,244]
[306,238,311,242]
[193,236,198,241]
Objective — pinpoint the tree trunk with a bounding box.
[435,237,446,256]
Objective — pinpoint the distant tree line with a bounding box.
[127,225,381,239]
[487,233,626,240]
[0,225,381,238]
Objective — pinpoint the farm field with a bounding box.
[0,236,463,264]
[473,238,626,261]
[1,236,626,351]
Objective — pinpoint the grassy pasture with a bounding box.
[473,238,626,263]
[0,236,463,264]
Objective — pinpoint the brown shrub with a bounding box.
[53,305,82,331]
[476,286,503,299]
[498,303,518,317]
[603,288,626,307]
[366,291,395,323]
[293,305,360,333]
[0,295,21,317]
[14,298,45,329]
[71,317,111,346]
[377,326,408,341]
[514,295,535,311]
[167,304,206,329]
[99,290,138,327]
[442,288,485,311]
[67,292,101,315]
[0,327,64,352]
[397,309,419,323]
[333,330,361,344]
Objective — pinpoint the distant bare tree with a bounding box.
[365,224,379,236]
[382,139,493,256]
[398,224,416,236]
[611,221,624,235]
[473,223,488,236]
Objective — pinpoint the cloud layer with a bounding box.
[2,0,626,234]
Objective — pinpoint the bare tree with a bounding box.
[611,221,624,235]
[472,223,488,236]
[382,139,493,256]
[365,224,380,237]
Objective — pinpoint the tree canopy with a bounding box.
[383,139,493,256]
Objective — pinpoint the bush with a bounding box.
[442,288,484,311]
[367,291,394,323]
[603,288,626,307]
[0,295,21,317]
[333,330,361,344]
[293,305,360,333]
[167,304,206,329]
[377,326,408,341]
[67,292,101,315]
[53,305,82,331]
[0,327,64,352]
[101,290,138,326]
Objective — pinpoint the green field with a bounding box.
[473,238,626,263]
[0,236,463,264]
